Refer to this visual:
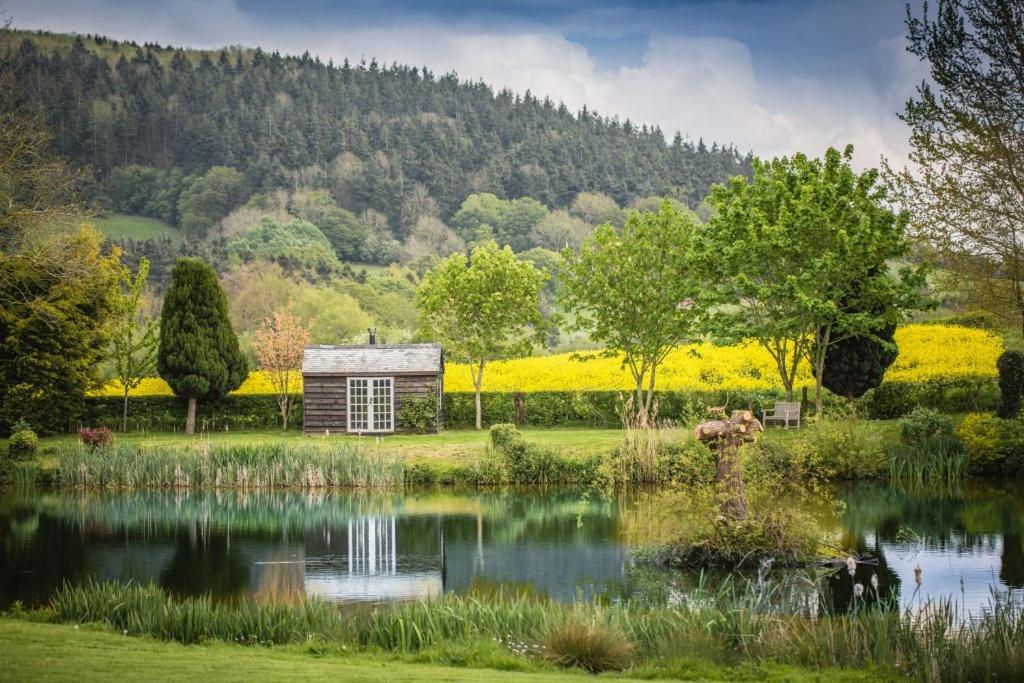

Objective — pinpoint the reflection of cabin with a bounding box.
[302,332,443,435]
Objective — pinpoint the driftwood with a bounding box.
[694,410,763,520]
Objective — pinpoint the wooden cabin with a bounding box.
[302,334,443,435]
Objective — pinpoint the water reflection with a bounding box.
[0,483,1021,614]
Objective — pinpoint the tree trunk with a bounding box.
[185,397,197,435]
[694,411,763,521]
[473,361,485,430]
[122,388,130,433]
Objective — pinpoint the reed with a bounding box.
[56,441,403,489]
[886,436,969,489]
[45,578,1024,680]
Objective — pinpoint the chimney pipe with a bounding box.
[368,328,376,345]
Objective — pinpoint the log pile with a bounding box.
[693,410,763,445]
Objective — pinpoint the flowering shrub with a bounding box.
[78,426,113,448]
[92,324,1001,398]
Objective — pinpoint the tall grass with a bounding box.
[45,578,1024,680]
[886,436,969,490]
[56,442,402,488]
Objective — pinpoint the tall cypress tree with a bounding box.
[158,259,247,434]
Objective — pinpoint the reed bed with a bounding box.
[45,578,1024,681]
[886,437,969,490]
[56,442,403,489]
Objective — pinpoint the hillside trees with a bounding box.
[177,166,249,240]
[158,259,248,434]
[560,203,708,426]
[889,0,1024,331]
[417,242,548,429]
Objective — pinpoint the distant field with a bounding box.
[92,213,181,243]
[343,261,392,277]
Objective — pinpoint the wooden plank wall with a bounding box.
[302,374,441,434]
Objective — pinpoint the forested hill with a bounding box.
[2,30,751,226]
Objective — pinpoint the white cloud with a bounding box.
[6,0,920,167]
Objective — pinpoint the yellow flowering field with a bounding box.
[93,324,1001,398]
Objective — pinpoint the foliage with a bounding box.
[157,259,248,433]
[997,350,1024,418]
[956,412,1012,474]
[704,145,928,415]
[560,203,708,423]
[288,189,371,262]
[541,619,634,673]
[417,241,548,429]
[817,323,898,399]
[898,407,955,447]
[252,302,311,430]
[397,392,439,433]
[746,419,888,482]
[109,257,159,431]
[78,426,113,449]
[176,166,249,239]
[226,218,339,276]
[636,481,836,568]
[485,423,602,485]
[0,77,124,434]
[7,426,39,461]
[890,0,1024,332]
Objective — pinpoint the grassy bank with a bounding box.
[21,578,1024,681]
[0,618,882,682]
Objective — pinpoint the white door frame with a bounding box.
[346,376,395,433]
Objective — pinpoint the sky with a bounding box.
[4,0,929,168]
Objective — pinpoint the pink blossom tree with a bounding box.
[252,302,312,430]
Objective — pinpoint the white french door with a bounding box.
[347,377,394,433]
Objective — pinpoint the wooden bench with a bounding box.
[761,401,801,428]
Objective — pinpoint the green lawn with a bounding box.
[92,213,181,243]
[0,619,887,682]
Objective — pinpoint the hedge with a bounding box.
[78,376,998,433]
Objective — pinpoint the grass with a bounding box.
[0,618,884,682]
[34,578,1024,681]
[92,213,181,243]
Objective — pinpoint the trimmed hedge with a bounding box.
[80,377,998,433]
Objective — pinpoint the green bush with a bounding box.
[8,425,39,461]
[997,350,1024,418]
[956,413,1004,473]
[861,378,999,419]
[898,407,955,446]
[397,393,438,433]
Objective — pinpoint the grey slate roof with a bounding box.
[302,343,443,376]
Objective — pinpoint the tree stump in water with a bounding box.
[694,410,763,520]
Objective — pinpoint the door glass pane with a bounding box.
[372,378,393,431]
[348,379,368,431]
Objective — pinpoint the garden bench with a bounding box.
[761,401,801,428]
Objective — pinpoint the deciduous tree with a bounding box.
[561,202,708,426]
[252,302,312,430]
[110,257,159,431]
[417,241,547,429]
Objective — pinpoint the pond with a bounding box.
[1,483,1021,615]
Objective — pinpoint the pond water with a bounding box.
[1,483,1021,615]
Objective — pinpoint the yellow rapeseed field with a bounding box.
[93,324,1001,398]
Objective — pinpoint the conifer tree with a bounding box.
[157,259,247,434]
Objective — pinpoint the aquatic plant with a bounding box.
[56,441,402,488]
[886,436,969,489]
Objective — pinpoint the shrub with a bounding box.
[997,350,1024,418]
[542,620,634,673]
[956,413,1004,473]
[7,423,39,461]
[78,426,113,449]
[397,393,438,433]
[489,423,522,451]
[898,407,955,446]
